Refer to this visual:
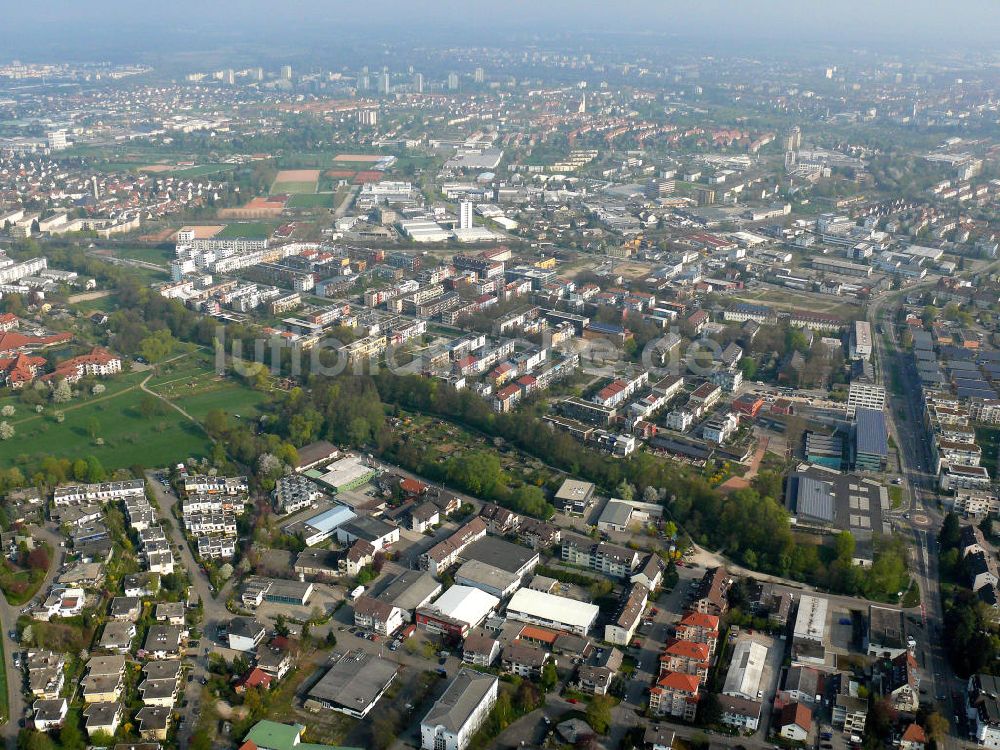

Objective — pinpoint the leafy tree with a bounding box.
[615,481,635,501]
[695,691,722,726]
[939,512,961,551]
[925,713,949,744]
[445,451,504,499]
[138,393,163,418]
[139,329,175,364]
[508,484,554,519]
[586,694,614,735]
[372,708,401,750]
[51,379,72,403]
[204,408,230,438]
[738,357,758,380]
[26,547,50,572]
[540,660,558,691]
[190,729,213,750]
[17,730,57,750]
[56,719,85,750]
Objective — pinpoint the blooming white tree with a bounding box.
[0,422,14,440]
[52,379,72,403]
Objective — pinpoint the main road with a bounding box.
[0,525,66,750]
[144,471,236,746]
[868,281,965,745]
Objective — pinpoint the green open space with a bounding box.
[112,245,175,266]
[270,180,318,195]
[0,361,246,469]
[216,222,277,239]
[68,293,121,314]
[286,193,337,209]
[0,385,210,470]
[170,164,236,178]
[146,352,268,421]
[976,426,1000,478]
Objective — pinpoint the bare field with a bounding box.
[332,154,383,162]
[274,168,322,182]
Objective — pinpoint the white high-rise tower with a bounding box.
[459,200,473,230]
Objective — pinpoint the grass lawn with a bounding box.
[270,180,318,195]
[0,559,48,606]
[171,164,236,178]
[0,372,211,469]
[287,193,336,208]
[217,222,276,239]
[144,349,269,421]
[976,426,1000,478]
[68,293,121,314]
[113,245,175,266]
[889,485,904,509]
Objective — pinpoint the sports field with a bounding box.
[332,154,383,162]
[216,222,276,239]
[270,169,320,194]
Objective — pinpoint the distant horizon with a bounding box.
[7,1,1000,63]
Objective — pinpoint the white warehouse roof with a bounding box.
[426,586,499,627]
[506,588,599,632]
[722,639,768,700]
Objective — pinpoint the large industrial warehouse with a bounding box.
[504,589,599,636]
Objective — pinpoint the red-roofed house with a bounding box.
[0,353,47,388]
[42,348,122,384]
[516,375,537,394]
[0,313,18,332]
[400,478,428,497]
[0,330,71,356]
[235,667,273,694]
[778,702,812,742]
[493,384,522,413]
[900,723,927,750]
[674,612,721,657]
[650,671,700,720]
[660,640,711,684]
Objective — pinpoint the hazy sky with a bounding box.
[8,1,1000,59]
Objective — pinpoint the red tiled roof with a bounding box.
[663,639,711,660]
[657,671,700,692]
[780,702,812,731]
[902,724,927,744]
[678,612,720,630]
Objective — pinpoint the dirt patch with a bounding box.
[182,225,225,239]
[333,154,383,163]
[274,169,321,182]
[139,228,177,242]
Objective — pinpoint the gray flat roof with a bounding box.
[422,669,498,733]
[855,407,888,457]
[463,536,538,574]
[795,476,835,522]
[554,479,595,502]
[308,651,398,711]
[377,570,442,611]
[598,500,633,527]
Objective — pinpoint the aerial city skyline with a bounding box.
[0,4,997,750]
